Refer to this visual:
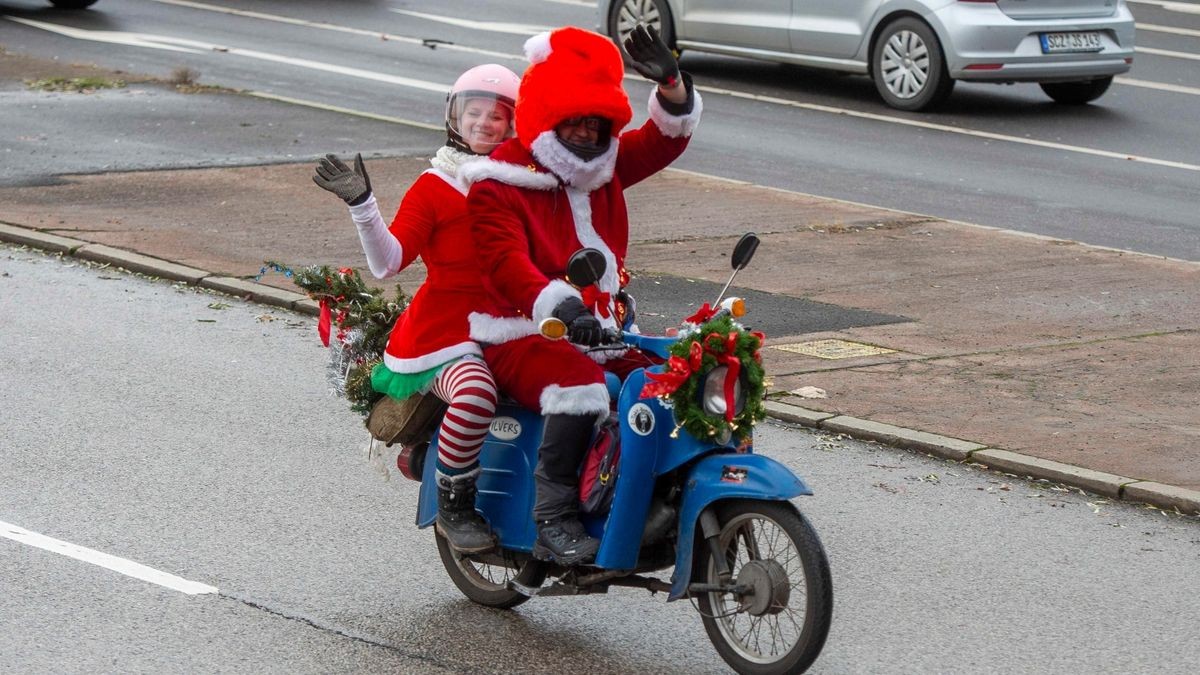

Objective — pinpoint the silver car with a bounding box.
[600,0,1136,110]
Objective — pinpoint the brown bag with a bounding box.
[366,392,447,447]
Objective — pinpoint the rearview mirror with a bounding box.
[566,248,607,287]
[732,232,760,271]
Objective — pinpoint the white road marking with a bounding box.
[142,0,521,62]
[540,0,596,7]
[243,91,442,131]
[389,9,552,36]
[1129,0,1200,15]
[1116,76,1200,96]
[694,82,1200,173]
[1137,22,1200,37]
[1137,45,1200,60]
[2,15,205,53]
[1,520,218,595]
[7,15,1198,174]
[6,16,450,92]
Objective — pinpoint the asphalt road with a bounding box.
[1,0,1198,259]
[3,245,1198,673]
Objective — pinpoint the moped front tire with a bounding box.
[435,533,547,609]
[693,500,833,675]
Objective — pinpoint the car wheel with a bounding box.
[1039,76,1113,105]
[48,0,98,7]
[872,17,954,112]
[607,0,676,53]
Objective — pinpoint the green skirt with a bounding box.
[371,361,449,401]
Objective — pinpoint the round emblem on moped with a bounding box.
[489,416,522,441]
[628,403,655,436]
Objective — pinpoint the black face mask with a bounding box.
[555,117,613,160]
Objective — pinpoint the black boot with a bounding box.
[533,516,600,566]
[530,413,601,566]
[436,471,496,554]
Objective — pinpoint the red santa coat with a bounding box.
[462,91,702,357]
[381,169,485,373]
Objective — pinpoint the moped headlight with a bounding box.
[702,366,745,417]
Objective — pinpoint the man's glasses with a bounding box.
[560,116,605,132]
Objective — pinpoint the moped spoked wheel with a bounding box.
[435,533,547,609]
[693,500,833,675]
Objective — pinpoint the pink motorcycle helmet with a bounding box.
[445,63,521,154]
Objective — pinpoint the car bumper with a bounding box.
[930,2,1135,82]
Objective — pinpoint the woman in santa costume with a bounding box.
[312,64,522,555]
[463,25,701,565]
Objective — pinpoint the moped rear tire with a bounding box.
[693,500,833,675]
[435,533,547,609]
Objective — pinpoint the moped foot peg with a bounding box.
[508,580,542,597]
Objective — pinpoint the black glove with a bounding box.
[313,153,372,206]
[623,24,679,87]
[553,296,603,347]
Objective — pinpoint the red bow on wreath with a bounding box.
[685,303,717,325]
[705,332,743,423]
[581,285,612,319]
[640,341,704,399]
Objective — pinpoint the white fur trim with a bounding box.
[532,279,581,324]
[563,189,620,333]
[468,312,538,344]
[524,32,552,64]
[648,88,703,139]
[424,168,468,196]
[383,341,481,373]
[540,383,610,415]
[459,157,560,191]
[530,131,618,193]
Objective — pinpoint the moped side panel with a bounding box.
[594,369,659,569]
[667,453,812,601]
[417,403,543,553]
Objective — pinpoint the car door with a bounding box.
[678,0,793,52]
[788,0,880,59]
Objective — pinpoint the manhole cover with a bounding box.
[771,339,897,360]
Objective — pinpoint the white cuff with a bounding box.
[532,279,582,324]
[648,88,703,139]
[348,194,403,279]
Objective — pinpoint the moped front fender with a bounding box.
[667,453,811,601]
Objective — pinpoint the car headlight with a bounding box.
[701,366,746,418]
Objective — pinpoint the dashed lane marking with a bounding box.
[1138,22,1200,37]
[1137,45,1200,60]
[243,91,442,131]
[388,9,553,36]
[1,519,218,595]
[1129,0,1200,15]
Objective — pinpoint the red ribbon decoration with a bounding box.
[705,331,743,422]
[581,285,612,319]
[640,341,703,399]
[685,302,717,325]
[317,298,332,347]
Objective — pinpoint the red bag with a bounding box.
[579,415,621,515]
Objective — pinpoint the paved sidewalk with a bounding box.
[3,156,1197,516]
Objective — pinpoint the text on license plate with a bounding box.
[1040,31,1103,54]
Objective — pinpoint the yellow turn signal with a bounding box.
[730,298,747,318]
[539,317,567,340]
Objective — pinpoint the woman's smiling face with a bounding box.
[460,98,513,154]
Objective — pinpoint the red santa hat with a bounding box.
[515,27,633,149]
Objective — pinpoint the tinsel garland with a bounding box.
[641,315,766,442]
[263,261,408,415]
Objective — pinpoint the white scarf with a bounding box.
[429,146,482,178]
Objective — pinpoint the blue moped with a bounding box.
[398,234,832,674]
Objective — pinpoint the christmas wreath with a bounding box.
[263,262,408,415]
[639,313,767,442]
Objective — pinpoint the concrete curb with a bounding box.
[0,224,312,313]
[762,399,1200,516]
[5,223,1198,517]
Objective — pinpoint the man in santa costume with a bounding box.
[462,24,701,565]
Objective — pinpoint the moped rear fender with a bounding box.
[667,453,811,601]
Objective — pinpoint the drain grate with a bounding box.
[771,339,897,360]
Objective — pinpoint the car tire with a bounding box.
[1039,76,1113,105]
[48,0,98,7]
[872,17,954,112]
[607,0,676,55]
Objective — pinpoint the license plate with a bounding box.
[1040,31,1104,54]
